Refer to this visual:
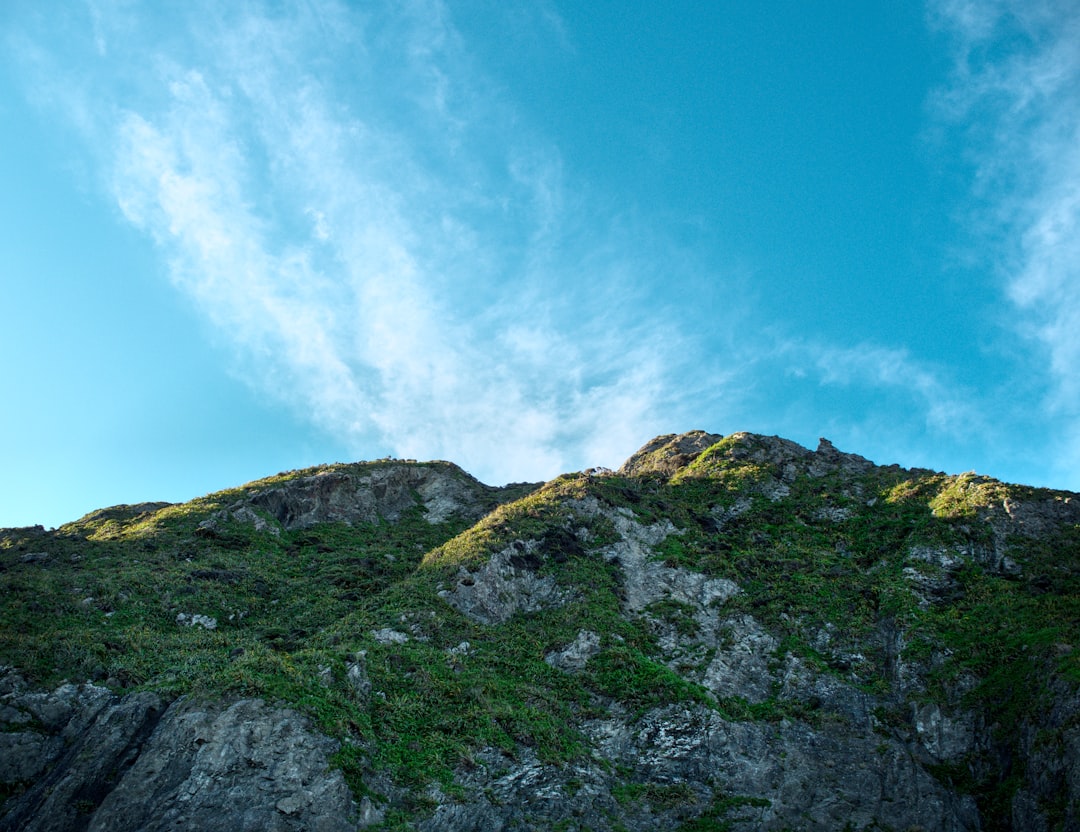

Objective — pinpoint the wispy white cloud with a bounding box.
[10,0,687,481]
[930,0,1080,477]
[809,343,980,437]
[761,333,989,471]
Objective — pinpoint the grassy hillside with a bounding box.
[2,434,1078,828]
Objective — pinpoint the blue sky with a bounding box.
[2,0,1079,528]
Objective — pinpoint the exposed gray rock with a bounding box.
[617,432,886,499]
[0,684,167,832]
[439,541,571,625]
[74,503,174,526]
[617,430,723,478]
[0,676,364,832]
[417,747,619,832]
[175,612,218,630]
[913,702,976,762]
[813,505,853,522]
[708,496,752,529]
[0,731,63,783]
[11,676,113,732]
[244,463,498,530]
[86,698,361,832]
[1001,493,1080,537]
[809,437,874,477]
[371,627,410,644]
[909,544,966,571]
[600,509,739,613]
[345,652,372,700]
[587,704,981,832]
[903,545,965,607]
[419,697,981,831]
[1009,677,1080,830]
[696,432,814,477]
[545,630,602,673]
[198,505,282,537]
[701,615,779,703]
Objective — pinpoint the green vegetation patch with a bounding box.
[612,780,700,808]
[674,791,771,832]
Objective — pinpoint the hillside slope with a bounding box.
[1,433,1078,831]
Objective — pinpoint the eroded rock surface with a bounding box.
[204,462,529,534]
[545,630,602,673]
[0,670,365,832]
[439,540,572,625]
[618,430,723,478]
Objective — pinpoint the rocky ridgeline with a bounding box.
[1,432,1078,831]
[197,460,532,533]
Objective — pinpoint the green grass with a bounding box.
[612,780,700,808]
[674,792,771,831]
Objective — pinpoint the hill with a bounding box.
[1,432,1078,831]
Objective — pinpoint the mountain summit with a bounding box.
[2,432,1078,831]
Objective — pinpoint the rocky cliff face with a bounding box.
[0,669,366,832]
[1,434,1078,830]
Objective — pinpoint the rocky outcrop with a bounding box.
[598,506,739,613]
[545,630,602,673]
[75,502,175,525]
[248,464,486,529]
[617,430,723,478]
[0,670,367,832]
[1000,492,1080,537]
[196,462,533,536]
[439,540,574,625]
[406,704,981,832]
[593,704,980,832]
